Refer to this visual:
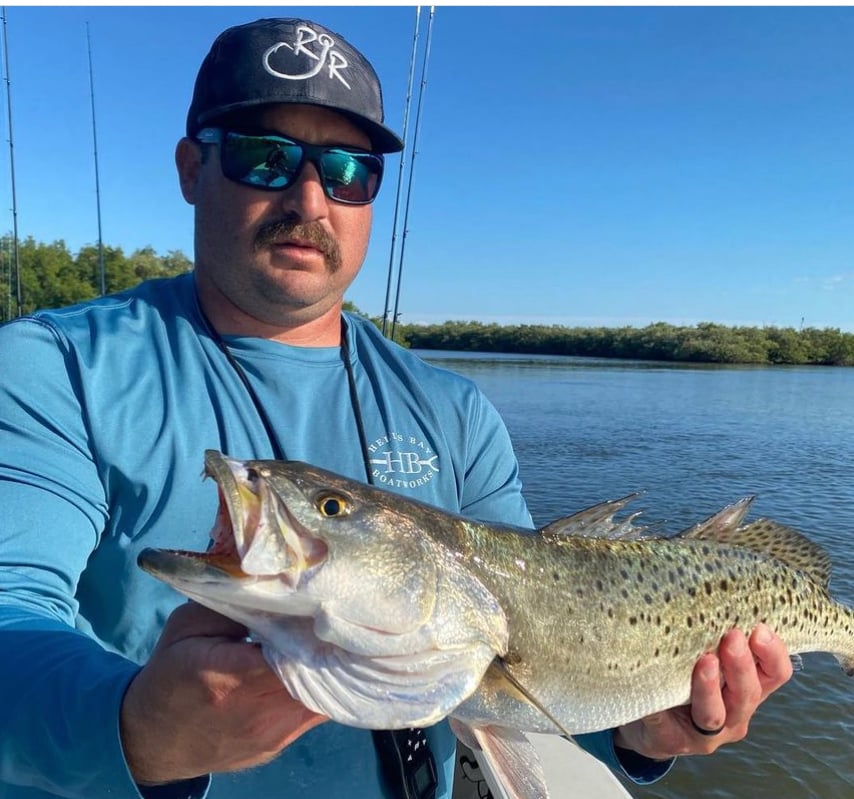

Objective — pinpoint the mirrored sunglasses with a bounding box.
[195,128,384,205]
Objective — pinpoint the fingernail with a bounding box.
[699,655,719,681]
[730,633,748,656]
[754,624,772,645]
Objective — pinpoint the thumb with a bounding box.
[158,601,250,647]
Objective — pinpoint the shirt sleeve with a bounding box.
[0,318,155,798]
[574,732,675,785]
[456,389,533,528]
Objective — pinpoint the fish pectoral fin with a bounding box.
[488,659,574,740]
[449,719,550,799]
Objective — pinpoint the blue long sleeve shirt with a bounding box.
[0,273,668,797]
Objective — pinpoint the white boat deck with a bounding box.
[529,733,634,798]
[453,734,634,798]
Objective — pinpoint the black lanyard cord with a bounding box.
[197,303,368,473]
[195,300,437,799]
[339,321,375,485]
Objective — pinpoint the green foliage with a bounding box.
[397,319,854,367]
[1,235,849,367]
[0,235,192,321]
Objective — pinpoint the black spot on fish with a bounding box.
[704,581,713,596]
[629,616,638,626]
[504,650,522,666]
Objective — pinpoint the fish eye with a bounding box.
[317,494,349,517]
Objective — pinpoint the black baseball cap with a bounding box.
[186,18,403,153]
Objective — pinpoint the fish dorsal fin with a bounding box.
[737,518,832,587]
[540,493,648,541]
[675,497,754,541]
[678,500,832,587]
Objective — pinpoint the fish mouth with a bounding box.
[203,450,327,580]
[202,449,254,576]
[137,545,249,581]
[138,451,327,584]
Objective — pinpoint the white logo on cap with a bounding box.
[263,24,351,89]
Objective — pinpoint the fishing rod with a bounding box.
[381,6,421,338]
[86,21,105,296]
[389,5,434,342]
[2,234,9,321]
[1,6,21,318]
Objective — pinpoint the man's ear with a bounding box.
[175,137,203,204]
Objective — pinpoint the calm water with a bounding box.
[419,350,854,799]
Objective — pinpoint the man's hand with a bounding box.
[614,624,793,759]
[120,602,327,785]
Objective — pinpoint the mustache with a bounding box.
[253,216,342,270]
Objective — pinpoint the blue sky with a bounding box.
[1,5,852,330]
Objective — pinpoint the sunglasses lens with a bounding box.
[221,133,302,189]
[220,133,382,204]
[320,150,383,204]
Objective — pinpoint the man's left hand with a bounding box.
[613,624,793,759]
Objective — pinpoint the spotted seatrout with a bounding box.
[138,452,854,799]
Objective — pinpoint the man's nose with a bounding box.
[276,161,329,222]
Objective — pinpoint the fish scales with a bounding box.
[450,528,854,734]
[138,452,854,799]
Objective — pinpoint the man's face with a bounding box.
[179,104,375,329]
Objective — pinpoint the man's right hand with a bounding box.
[120,601,327,785]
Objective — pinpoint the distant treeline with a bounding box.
[2,236,850,365]
[392,320,854,366]
[0,236,191,322]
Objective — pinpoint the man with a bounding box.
[0,17,792,799]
